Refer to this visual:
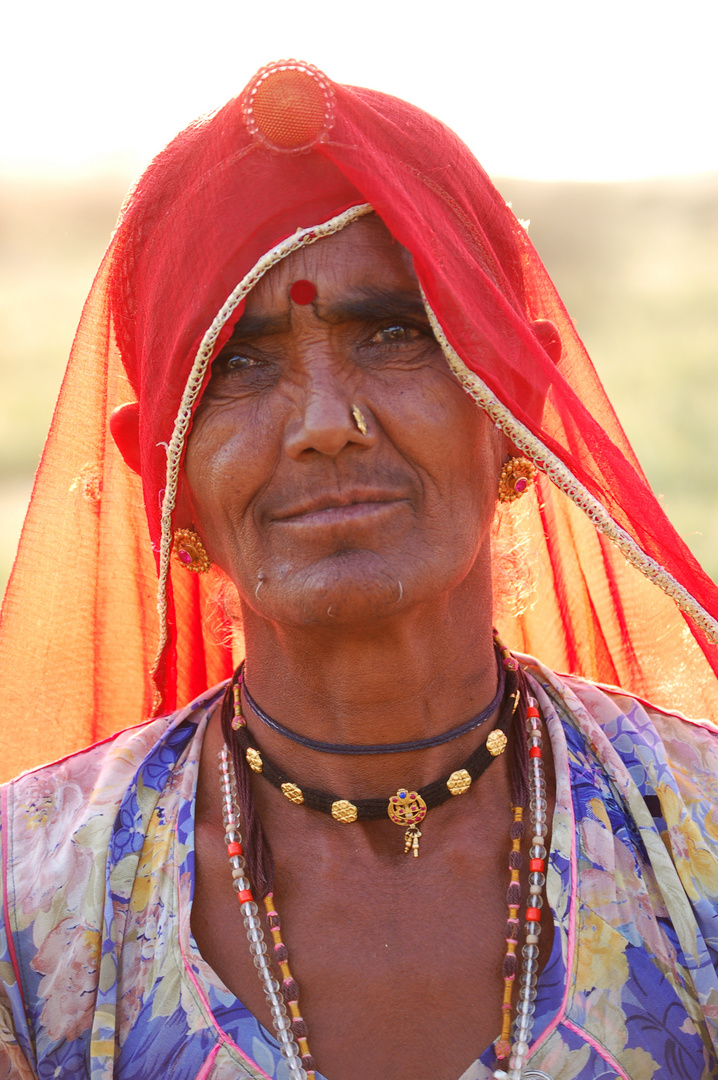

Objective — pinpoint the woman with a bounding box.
[1,60,717,1080]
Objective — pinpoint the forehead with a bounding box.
[241,214,419,315]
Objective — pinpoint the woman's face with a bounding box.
[184,215,503,627]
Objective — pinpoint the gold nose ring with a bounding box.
[351,405,368,436]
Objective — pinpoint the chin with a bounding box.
[257,549,422,627]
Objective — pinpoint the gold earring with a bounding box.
[173,527,212,573]
[498,458,538,503]
[351,404,368,435]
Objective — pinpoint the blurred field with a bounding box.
[1,171,717,592]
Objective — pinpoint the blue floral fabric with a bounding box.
[1,660,717,1080]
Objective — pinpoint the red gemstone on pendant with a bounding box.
[178,549,192,565]
[290,279,317,304]
[514,476,528,493]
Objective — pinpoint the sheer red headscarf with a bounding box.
[1,61,716,779]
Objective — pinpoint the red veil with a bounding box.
[1,61,716,779]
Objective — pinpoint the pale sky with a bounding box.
[3,0,717,183]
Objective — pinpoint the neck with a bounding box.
[234,569,499,797]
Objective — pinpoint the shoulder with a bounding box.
[520,653,718,763]
[2,682,225,809]
[543,663,718,787]
[523,656,718,894]
[0,684,223,928]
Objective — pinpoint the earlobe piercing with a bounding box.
[497,458,538,503]
[173,528,212,572]
[351,405,368,436]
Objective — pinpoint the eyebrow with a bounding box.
[228,286,430,341]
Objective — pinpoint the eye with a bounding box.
[371,324,420,344]
[224,352,259,371]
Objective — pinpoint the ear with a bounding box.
[531,319,562,365]
[110,402,142,475]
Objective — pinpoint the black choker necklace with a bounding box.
[238,643,505,756]
[229,664,520,857]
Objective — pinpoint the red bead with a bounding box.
[226,841,243,857]
[238,888,254,904]
[526,906,542,922]
[526,706,540,718]
[289,280,317,304]
[529,858,545,872]
[529,746,542,758]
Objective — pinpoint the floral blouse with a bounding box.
[1,658,717,1080]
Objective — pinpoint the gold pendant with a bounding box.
[404,824,422,857]
[388,788,427,857]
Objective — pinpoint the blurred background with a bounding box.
[2,0,717,591]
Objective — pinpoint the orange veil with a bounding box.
[1,61,716,779]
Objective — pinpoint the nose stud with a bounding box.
[351,405,368,435]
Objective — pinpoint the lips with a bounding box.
[270,489,407,524]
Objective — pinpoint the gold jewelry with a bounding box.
[446,769,472,796]
[498,457,538,503]
[331,799,358,823]
[172,527,212,572]
[246,747,263,772]
[486,729,508,756]
[351,404,368,435]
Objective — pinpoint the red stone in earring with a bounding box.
[289,280,317,305]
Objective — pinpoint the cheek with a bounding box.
[376,369,499,508]
[183,404,277,537]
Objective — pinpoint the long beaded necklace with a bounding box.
[218,747,315,1079]
[217,660,548,1080]
[492,696,548,1080]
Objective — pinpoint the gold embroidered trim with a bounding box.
[422,291,718,647]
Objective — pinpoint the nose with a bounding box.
[283,363,374,459]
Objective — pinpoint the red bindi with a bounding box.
[289,279,317,305]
